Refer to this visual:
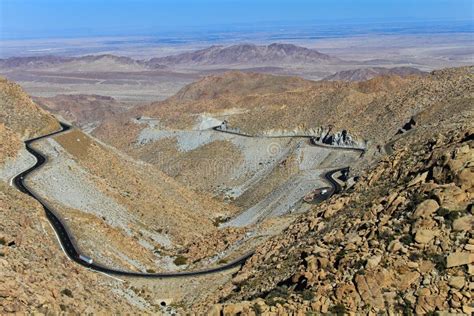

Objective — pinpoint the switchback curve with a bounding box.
[13,122,359,278]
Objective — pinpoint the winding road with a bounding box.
[213,126,366,151]
[13,122,362,278]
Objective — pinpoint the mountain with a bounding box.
[91,66,474,314]
[0,54,147,72]
[95,67,473,150]
[33,94,130,131]
[93,68,472,285]
[0,55,70,68]
[0,77,60,139]
[0,44,338,72]
[0,77,140,313]
[324,66,427,81]
[1,78,237,248]
[173,71,315,101]
[65,54,147,72]
[206,120,473,314]
[146,43,340,67]
[92,71,321,149]
[1,60,472,313]
[0,77,242,312]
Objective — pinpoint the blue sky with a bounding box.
[1,0,473,39]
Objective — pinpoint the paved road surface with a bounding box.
[13,122,361,278]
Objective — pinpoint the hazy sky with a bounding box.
[1,0,473,39]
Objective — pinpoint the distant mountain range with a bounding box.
[0,54,138,67]
[147,43,340,67]
[0,54,148,72]
[0,43,341,71]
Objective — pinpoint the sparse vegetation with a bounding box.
[425,253,447,272]
[173,255,188,266]
[400,234,414,245]
[0,38,472,316]
[329,303,347,315]
[302,289,314,301]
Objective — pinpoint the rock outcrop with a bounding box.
[201,123,473,314]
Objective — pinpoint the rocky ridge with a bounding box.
[0,77,59,139]
[202,120,473,314]
[33,94,130,132]
[95,67,473,152]
[324,66,427,81]
[0,76,243,312]
[0,78,141,313]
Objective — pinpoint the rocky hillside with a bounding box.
[0,77,142,313]
[1,77,239,265]
[0,181,141,314]
[146,43,339,67]
[90,66,473,313]
[0,77,59,139]
[1,63,472,313]
[0,77,245,312]
[324,66,426,81]
[33,94,130,131]
[173,71,315,101]
[92,68,472,231]
[203,115,473,314]
[43,128,234,247]
[95,67,473,152]
[0,75,58,169]
[0,124,21,165]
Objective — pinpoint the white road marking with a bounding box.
[46,210,124,282]
[91,268,125,283]
[9,152,38,187]
[12,124,351,278]
[47,220,125,282]
[46,221,71,261]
